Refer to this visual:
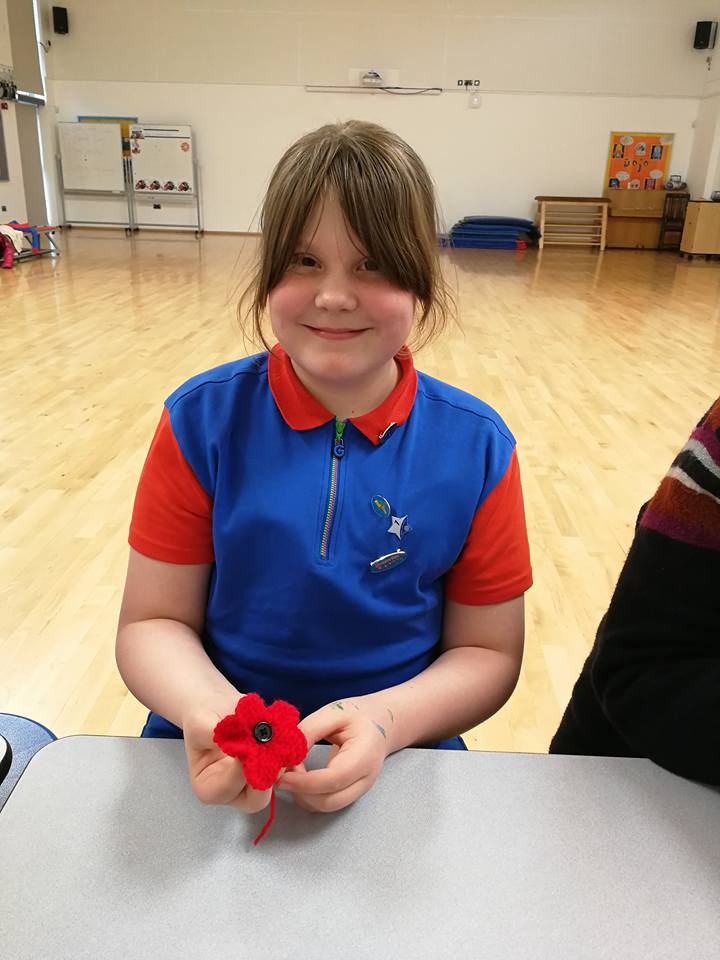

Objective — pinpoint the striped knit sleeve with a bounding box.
[640,397,720,551]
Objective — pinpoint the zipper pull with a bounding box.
[333,417,346,459]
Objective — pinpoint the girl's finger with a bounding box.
[292,775,374,814]
[297,704,352,749]
[228,786,273,814]
[190,755,248,805]
[278,739,368,796]
[285,760,308,775]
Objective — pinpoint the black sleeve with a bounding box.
[588,518,720,784]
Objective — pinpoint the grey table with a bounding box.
[1,736,719,959]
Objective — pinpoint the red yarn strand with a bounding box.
[253,788,277,846]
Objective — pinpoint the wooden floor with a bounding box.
[2,231,718,752]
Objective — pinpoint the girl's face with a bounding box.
[268,192,415,395]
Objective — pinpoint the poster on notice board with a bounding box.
[605,132,673,191]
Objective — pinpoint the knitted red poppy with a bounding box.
[213,694,308,845]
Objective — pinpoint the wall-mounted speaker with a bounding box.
[52,6,69,35]
[694,21,717,50]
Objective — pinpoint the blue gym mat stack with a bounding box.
[440,216,541,250]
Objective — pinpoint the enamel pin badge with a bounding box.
[371,495,392,518]
[369,495,412,572]
[369,549,407,573]
[387,515,411,540]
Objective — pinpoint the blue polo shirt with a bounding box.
[129,347,532,740]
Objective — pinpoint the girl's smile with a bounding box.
[304,325,369,340]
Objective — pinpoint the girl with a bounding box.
[116,120,532,816]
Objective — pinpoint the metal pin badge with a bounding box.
[370,495,392,518]
[387,515,412,540]
[378,422,397,444]
[369,550,407,573]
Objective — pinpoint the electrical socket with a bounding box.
[457,79,481,87]
[153,203,161,209]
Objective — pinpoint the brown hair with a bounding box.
[238,120,455,352]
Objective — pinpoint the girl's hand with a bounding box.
[182,701,273,814]
[277,700,390,813]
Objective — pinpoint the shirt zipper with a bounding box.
[320,417,346,561]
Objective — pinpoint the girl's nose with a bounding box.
[314,275,358,313]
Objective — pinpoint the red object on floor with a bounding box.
[214,694,308,845]
[1,235,14,269]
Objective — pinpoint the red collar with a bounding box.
[268,344,417,446]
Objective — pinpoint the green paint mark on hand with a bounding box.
[333,702,344,711]
[373,722,386,739]
[387,708,394,723]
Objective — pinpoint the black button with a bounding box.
[253,721,273,743]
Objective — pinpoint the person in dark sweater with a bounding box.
[550,397,720,785]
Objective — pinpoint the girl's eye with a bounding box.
[290,254,318,269]
[360,259,380,272]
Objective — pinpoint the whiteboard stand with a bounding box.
[194,158,203,236]
[125,157,137,234]
[56,154,67,228]
[58,163,134,232]
[57,123,134,233]
[129,123,203,237]
[129,156,203,236]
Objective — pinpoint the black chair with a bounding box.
[0,735,11,786]
[0,714,56,811]
[658,192,690,250]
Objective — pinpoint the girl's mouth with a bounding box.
[306,326,368,340]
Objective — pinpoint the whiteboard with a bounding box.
[58,123,125,193]
[130,124,195,195]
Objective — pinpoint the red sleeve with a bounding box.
[129,407,214,564]
[444,449,532,605]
